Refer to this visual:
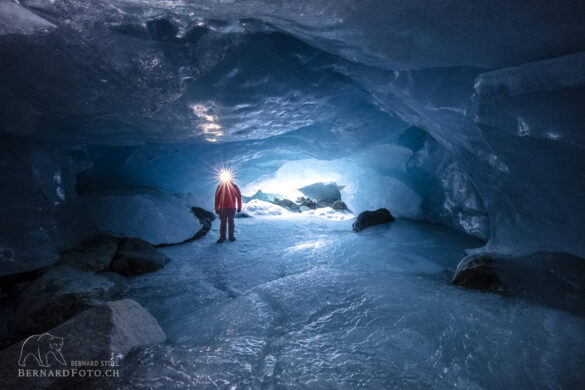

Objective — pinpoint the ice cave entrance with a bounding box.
[239,158,423,221]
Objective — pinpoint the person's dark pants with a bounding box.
[218,208,236,240]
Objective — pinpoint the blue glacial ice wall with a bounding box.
[0,137,94,275]
[1,0,585,274]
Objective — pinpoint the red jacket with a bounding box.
[215,182,242,210]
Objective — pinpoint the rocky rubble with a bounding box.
[7,265,128,337]
[111,237,170,276]
[0,299,166,389]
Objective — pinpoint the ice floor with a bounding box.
[116,216,585,389]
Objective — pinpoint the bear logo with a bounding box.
[18,333,66,367]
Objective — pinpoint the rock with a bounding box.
[111,238,169,276]
[298,182,343,204]
[0,299,166,389]
[331,200,350,211]
[235,211,252,218]
[8,266,127,337]
[59,234,118,272]
[193,220,212,240]
[451,255,503,292]
[0,268,46,298]
[191,206,216,222]
[352,208,395,232]
[0,305,14,346]
[189,207,214,241]
[97,272,129,297]
[299,205,310,212]
[296,196,317,209]
[316,200,334,208]
[9,280,34,299]
[274,198,300,212]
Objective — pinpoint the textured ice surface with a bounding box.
[112,217,585,388]
[0,1,55,36]
[466,53,585,256]
[2,0,585,270]
[9,0,585,71]
[83,190,200,245]
[0,5,582,388]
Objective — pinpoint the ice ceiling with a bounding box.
[1,0,585,273]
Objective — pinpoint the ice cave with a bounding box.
[1,0,585,388]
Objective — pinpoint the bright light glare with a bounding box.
[219,169,233,183]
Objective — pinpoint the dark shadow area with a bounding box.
[497,252,585,317]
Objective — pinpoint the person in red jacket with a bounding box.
[214,176,242,243]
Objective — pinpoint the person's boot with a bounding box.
[229,236,236,242]
[217,238,225,243]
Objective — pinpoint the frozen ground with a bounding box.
[110,216,585,389]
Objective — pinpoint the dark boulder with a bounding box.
[352,208,395,232]
[99,271,130,296]
[274,198,300,212]
[60,234,119,272]
[331,200,350,211]
[0,268,45,298]
[316,200,334,208]
[7,266,128,337]
[191,207,213,239]
[111,238,170,276]
[191,206,215,222]
[235,211,252,218]
[0,299,166,389]
[451,255,503,292]
[296,196,317,209]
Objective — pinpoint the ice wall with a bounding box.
[0,138,93,276]
[1,0,585,272]
[468,53,585,255]
[83,189,201,245]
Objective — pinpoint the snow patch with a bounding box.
[302,207,354,221]
[243,199,292,216]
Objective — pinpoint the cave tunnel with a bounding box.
[1,1,585,388]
